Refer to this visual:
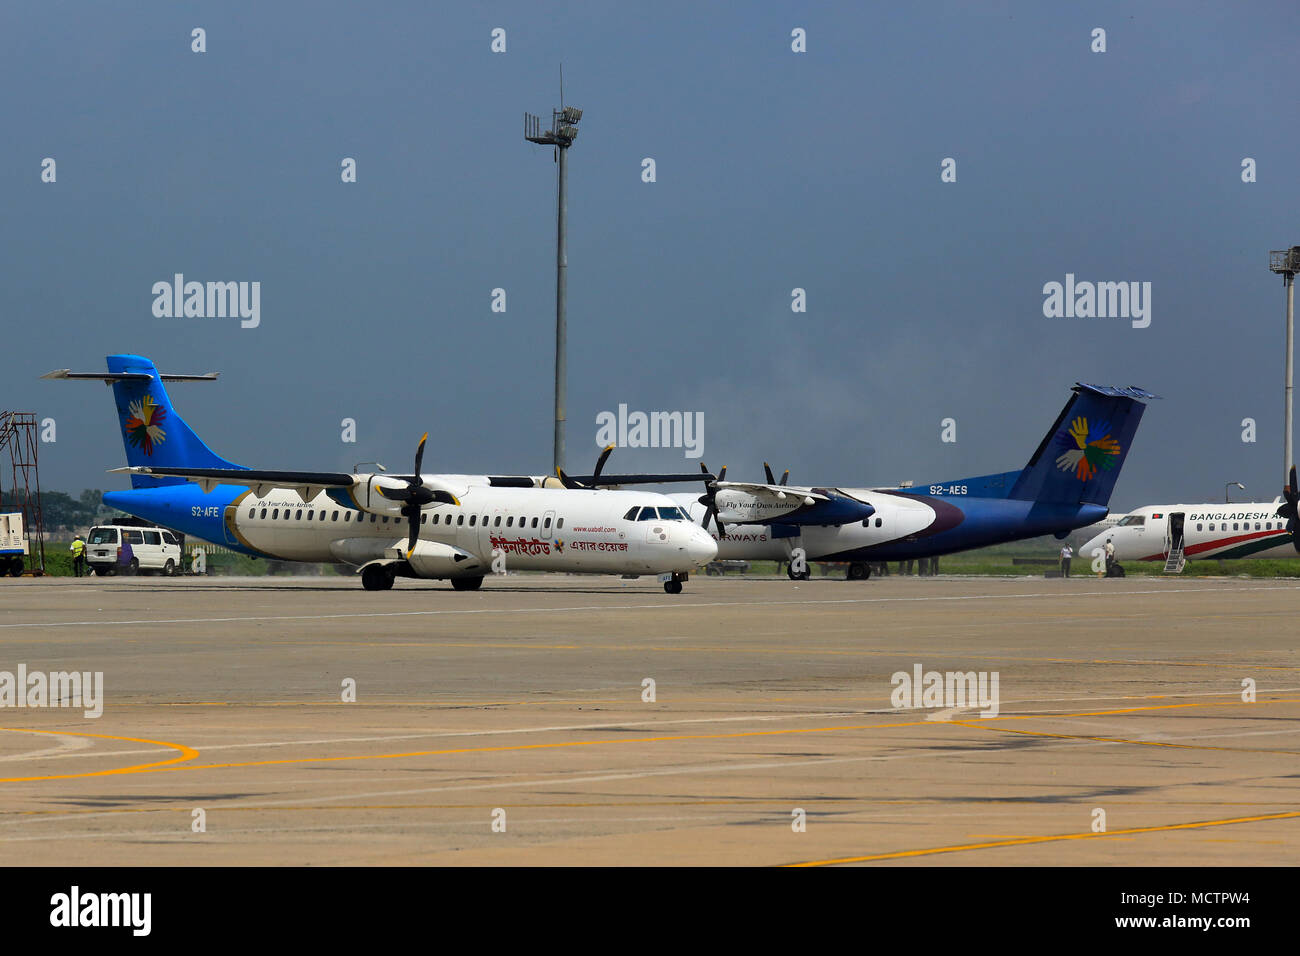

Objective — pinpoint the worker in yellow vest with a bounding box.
[70,533,86,577]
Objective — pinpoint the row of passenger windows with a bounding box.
[1198,521,1278,532]
[246,507,564,530]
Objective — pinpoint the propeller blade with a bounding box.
[406,508,420,557]
[556,467,582,490]
[697,462,723,535]
[780,469,789,486]
[377,485,413,502]
[764,462,776,485]
[594,444,614,479]
[1289,465,1300,553]
[413,432,428,478]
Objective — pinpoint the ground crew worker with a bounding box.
[1104,538,1116,576]
[1059,543,1072,578]
[70,533,86,577]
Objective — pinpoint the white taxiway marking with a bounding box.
[0,734,93,762]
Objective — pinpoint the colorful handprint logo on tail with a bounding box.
[124,395,167,456]
[1054,416,1120,481]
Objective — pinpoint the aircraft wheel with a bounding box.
[361,564,393,591]
[787,566,810,581]
[847,562,871,581]
[664,580,683,594]
[451,575,483,591]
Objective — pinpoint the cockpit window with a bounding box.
[1116,515,1146,527]
[623,507,639,521]
[656,506,688,521]
[637,507,660,521]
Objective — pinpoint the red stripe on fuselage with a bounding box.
[1139,528,1287,561]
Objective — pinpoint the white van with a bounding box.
[85,524,183,576]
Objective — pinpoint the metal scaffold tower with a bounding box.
[0,411,46,574]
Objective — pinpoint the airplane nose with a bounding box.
[686,526,718,565]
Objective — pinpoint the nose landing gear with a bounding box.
[664,571,688,594]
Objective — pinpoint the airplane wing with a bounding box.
[576,472,711,486]
[112,466,355,498]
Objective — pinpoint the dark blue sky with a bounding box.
[5,1,1298,509]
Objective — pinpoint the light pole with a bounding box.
[525,104,583,474]
[1269,247,1300,480]
[1225,481,1244,504]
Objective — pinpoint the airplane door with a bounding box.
[1167,512,1185,553]
[223,503,242,547]
[540,509,556,540]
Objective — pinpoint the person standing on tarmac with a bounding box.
[1059,543,1072,578]
[1104,538,1116,576]
[69,533,86,577]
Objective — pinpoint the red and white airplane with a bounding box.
[1080,469,1300,569]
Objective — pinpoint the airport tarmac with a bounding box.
[0,572,1296,866]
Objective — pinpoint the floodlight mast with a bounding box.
[1270,246,1300,480]
[525,104,583,474]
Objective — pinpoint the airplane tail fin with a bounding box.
[101,354,243,488]
[1006,384,1158,508]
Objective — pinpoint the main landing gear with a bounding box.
[846,562,872,581]
[787,565,810,581]
[361,564,395,591]
[664,571,688,594]
[451,576,483,591]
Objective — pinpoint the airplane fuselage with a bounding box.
[1081,503,1296,562]
[671,489,1107,562]
[104,481,716,576]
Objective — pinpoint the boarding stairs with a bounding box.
[1162,536,1186,574]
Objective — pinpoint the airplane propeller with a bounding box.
[376,432,460,557]
[557,444,616,490]
[763,462,790,487]
[697,462,727,538]
[1277,464,1300,553]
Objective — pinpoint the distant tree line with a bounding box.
[9,490,110,533]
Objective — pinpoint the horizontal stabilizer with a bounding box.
[43,369,219,383]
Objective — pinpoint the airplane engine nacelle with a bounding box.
[713,486,874,526]
[393,540,482,578]
[349,475,466,519]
